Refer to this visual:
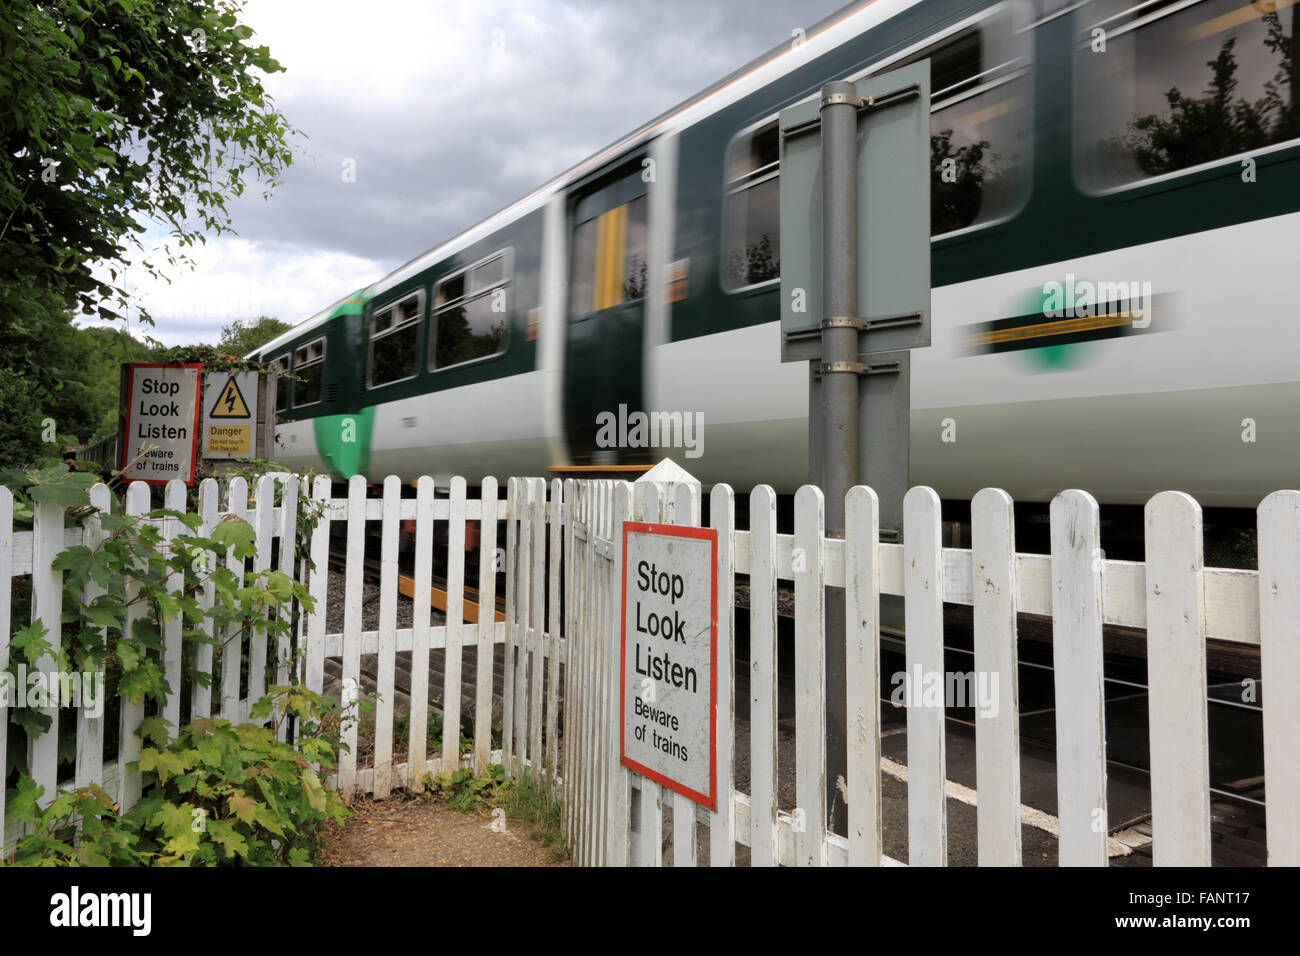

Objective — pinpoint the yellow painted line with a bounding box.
[398,574,504,624]
[1186,0,1296,41]
[966,311,1138,347]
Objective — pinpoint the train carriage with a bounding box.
[253,0,1300,516]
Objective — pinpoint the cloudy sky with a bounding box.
[112,0,856,345]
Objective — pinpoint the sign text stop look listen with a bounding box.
[620,522,717,810]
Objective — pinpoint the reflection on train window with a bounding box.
[274,354,290,411]
[1076,0,1298,189]
[431,250,510,370]
[882,19,1031,235]
[293,339,325,406]
[569,197,648,314]
[722,121,779,290]
[369,292,421,387]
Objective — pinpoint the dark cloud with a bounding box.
[229,0,853,273]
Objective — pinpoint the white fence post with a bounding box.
[749,484,779,867]
[903,486,947,866]
[709,483,736,867]
[1050,489,1109,866]
[971,487,1021,866]
[474,476,499,776]
[445,476,468,778]
[1145,491,1211,866]
[76,483,112,789]
[793,484,827,867]
[221,477,249,723]
[1256,490,1300,866]
[409,475,435,787]
[340,475,367,800]
[192,478,219,720]
[374,475,400,799]
[117,481,151,810]
[845,485,882,866]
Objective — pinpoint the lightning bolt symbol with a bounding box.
[225,388,235,413]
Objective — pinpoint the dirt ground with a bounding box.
[317,794,568,867]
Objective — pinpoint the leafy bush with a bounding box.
[3,686,349,866]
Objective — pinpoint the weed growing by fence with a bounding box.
[2,685,349,866]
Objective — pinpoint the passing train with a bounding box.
[252,0,1300,515]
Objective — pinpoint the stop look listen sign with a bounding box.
[620,521,718,810]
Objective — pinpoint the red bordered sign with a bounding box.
[619,521,718,810]
[119,363,203,485]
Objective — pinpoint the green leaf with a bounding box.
[300,767,326,812]
[11,621,51,661]
[227,790,257,826]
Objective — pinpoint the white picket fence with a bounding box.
[3,464,1298,866]
[559,468,1300,867]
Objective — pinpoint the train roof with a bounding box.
[260,0,917,351]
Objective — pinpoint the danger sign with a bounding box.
[120,363,202,484]
[202,371,258,459]
[620,522,717,809]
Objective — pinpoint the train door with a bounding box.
[563,162,649,465]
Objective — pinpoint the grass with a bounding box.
[495,773,569,862]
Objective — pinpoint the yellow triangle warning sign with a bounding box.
[210,375,251,418]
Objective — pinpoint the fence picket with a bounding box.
[221,478,249,723]
[276,476,299,694]
[607,482,633,866]
[444,476,468,778]
[340,475,367,799]
[374,476,401,798]
[475,477,499,775]
[248,475,275,706]
[634,480,662,866]
[160,481,187,738]
[904,486,947,866]
[709,483,736,867]
[671,480,700,868]
[502,478,519,775]
[304,475,331,697]
[845,485,882,866]
[193,479,219,719]
[1258,490,1300,866]
[117,481,151,810]
[409,476,435,787]
[547,477,563,783]
[1145,491,1211,866]
[793,485,827,867]
[750,485,779,867]
[971,487,1021,866]
[529,477,545,781]
[76,483,112,789]
[562,478,578,845]
[1050,489,1109,866]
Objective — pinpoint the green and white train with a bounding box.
[252,0,1300,510]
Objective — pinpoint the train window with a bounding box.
[1075,0,1298,190]
[721,121,780,290]
[569,218,599,315]
[273,355,290,412]
[569,199,647,314]
[369,291,422,387]
[879,15,1031,235]
[623,195,648,299]
[430,250,511,370]
[293,338,325,407]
